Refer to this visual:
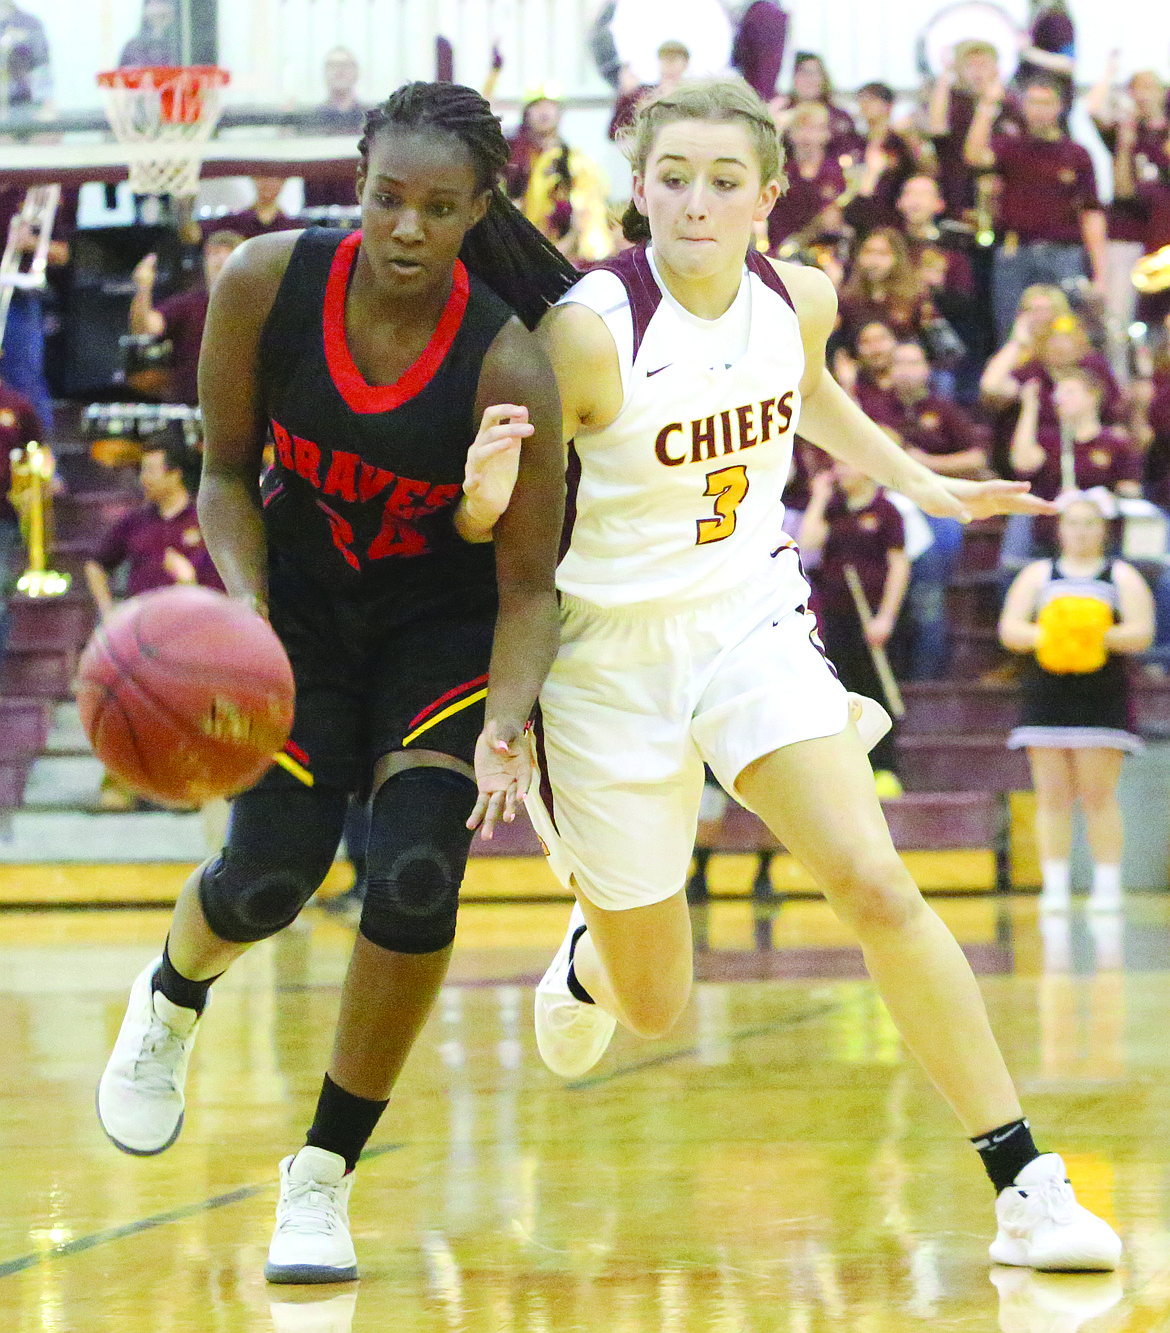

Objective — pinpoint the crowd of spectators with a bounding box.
[4,2,1170,796]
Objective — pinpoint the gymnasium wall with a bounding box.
[36,0,1170,114]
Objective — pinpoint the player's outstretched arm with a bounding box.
[780,261,1057,523]
[197,232,298,617]
[467,317,565,838]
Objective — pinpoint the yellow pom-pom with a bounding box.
[1035,595,1113,674]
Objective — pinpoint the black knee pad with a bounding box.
[359,767,477,954]
[199,787,348,943]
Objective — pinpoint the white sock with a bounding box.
[1040,860,1070,909]
[1090,864,1122,912]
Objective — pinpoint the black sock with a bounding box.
[972,1118,1041,1193]
[152,939,219,1016]
[565,924,594,1004]
[305,1074,389,1174]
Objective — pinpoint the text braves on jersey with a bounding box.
[270,419,461,569]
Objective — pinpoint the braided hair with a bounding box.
[358,81,579,330]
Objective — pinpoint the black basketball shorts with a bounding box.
[252,573,496,796]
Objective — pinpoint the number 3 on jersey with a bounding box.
[696,464,749,545]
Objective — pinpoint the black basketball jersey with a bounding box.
[257,227,516,596]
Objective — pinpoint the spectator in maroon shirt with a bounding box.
[129,230,245,406]
[608,40,689,140]
[835,319,900,423]
[965,72,1107,342]
[885,340,987,677]
[1010,369,1140,505]
[1113,112,1170,332]
[769,52,861,163]
[84,433,223,621]
[1087,66,1169,374]
[766,101,846,255]
[196,178,299,242]
[887,342,987,476]
[893,175,975,296]
[800,462,909,781]
[838,228,932,347]
[844,82,919,231]
[925,40,1024,223]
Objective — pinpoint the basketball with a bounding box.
[77,586,295,805]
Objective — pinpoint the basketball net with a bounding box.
[97,66,230,198]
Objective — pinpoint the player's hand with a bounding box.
[467,719,531,840]
[455,404,534,541]
[904,473,1057,522]
[163,547,198,584]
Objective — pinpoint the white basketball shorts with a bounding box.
[526,567,850,912]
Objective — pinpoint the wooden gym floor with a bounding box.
[2,876,1170,1331]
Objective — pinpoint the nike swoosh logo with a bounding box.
[646,364,672,377]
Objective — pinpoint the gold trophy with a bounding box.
[8,441,70,598]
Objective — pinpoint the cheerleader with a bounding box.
[999,491,1154,910]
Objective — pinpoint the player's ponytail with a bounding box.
[359,82,578,330]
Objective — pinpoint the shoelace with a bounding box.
[278,1178,344,1236]
[1013,1175,1076,1229]
[131,1017,190,1094]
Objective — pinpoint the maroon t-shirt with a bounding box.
[768,155,847,251]
[157,287,210,407]
[0,380,43,524]
[815,489,905,615]
[854,373,900,425]
[886,393,982,458]
[992,132,1099,243]
[96,499,224,597]
[930,89,1024,219]
[1024,425,1139,502]
[1135,178,1170,253]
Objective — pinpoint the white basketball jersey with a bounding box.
[557,244,807,608]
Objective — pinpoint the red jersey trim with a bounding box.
[322,230,470,415]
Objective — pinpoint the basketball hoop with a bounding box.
[97,65,230,197]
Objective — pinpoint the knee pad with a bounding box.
[198,788,348,943]
[359,766,477,954]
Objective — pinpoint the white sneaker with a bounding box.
[990,1267,1122,1332]
[535,902,616,1078]
[848,693,892,753]
[266,1147,359,1284]
[990,1154,1122,1271]
[96,957,202,1155]
[269,1290,358,1331]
